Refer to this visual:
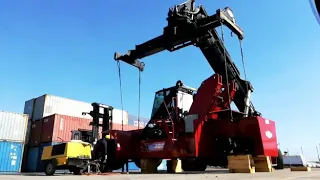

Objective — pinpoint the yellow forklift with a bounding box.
[41,103,122,175]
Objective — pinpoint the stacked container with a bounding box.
[0,111,28,173]
[25,113,136,172]
[23,94,152,172]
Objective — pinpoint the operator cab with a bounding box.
[151,80,196,120]
[143,80,196,140]
[71,129,94,143]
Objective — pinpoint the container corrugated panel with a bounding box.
[28,121,43,147]
[28,94,92,121]
[25,94,129,124]
[0,111,28,142]
[41,114,93,143]
[112,109,129,125]
[128,115,149,128]
[283,155,307,166]
[26,147,39,172]
[40,114,133,143]
[0,141,24,172]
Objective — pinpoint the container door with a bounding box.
[0,141,23,172]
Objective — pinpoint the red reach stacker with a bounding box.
[103,0,283,171]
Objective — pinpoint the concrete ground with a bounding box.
[1,168,320,180]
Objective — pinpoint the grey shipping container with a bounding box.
[23,94,129,124]
[128,115,149,128]
[0,111,28,142]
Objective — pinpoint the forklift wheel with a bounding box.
[72,167,81,175]
[45,160,57,176]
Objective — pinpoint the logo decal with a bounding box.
[265,131,273,139]
[146,141,165,152]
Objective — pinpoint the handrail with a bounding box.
[162,101,175,141]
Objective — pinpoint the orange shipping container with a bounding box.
[40,114,141,143]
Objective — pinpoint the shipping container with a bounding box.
[24,94,129,124]
[114,162,140,172]
[112,108,129,124]
[25,121,32,145]
[283,154,307,166]
[28,121,43,147]
[23,99,35,121]
[157,160,167,170]
[26,142,62,172]
[26,147,39,172]
[0,111,28,142]
[128,115,149,128]
[0,141,24,172]
[41,114,92,143]
[40,114,135,143]
[24,94,92,121]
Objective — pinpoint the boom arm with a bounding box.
[114,0,260,117]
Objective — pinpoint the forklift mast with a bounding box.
[75,103,113,144]
[114,0,260,117]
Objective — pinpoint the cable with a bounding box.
[117,60,124,131]
[138,69,141,130]
[239,40,248,85]
[220,23,233,121]
[239,39,250,116]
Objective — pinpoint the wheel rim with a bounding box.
[47,164,53,172]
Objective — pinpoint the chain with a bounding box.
[116,60,124,131]
[220,23,233,121]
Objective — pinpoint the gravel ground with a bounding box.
[1,168,320,180]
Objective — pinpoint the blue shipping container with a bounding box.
[114,162,140,172]
[0,141,24,172]
[157,160,167,170]
[25,142,61,172]
[26,147,39,172]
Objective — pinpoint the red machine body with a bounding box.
[108,0,282,171]
[107,74,279,169]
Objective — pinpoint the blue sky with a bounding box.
[0,0,320,160]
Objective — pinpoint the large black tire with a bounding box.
[275,149,284,169]
[45,160,57,176]
[72,167,81,175]
[181,158,207,171]
[93,139,125,172]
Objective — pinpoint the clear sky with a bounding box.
[0,0,320,160]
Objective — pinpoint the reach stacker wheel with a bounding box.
[275,149,284,169]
